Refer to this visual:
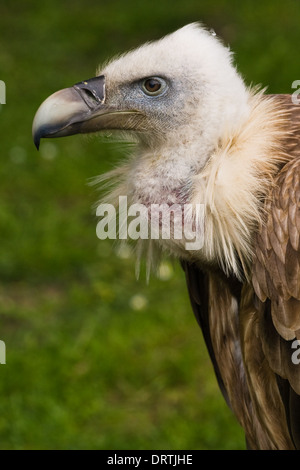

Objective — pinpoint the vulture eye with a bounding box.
[142,77,166,96]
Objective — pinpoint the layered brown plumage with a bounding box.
[182,95,300,450]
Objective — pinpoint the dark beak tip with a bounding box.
[33,129,41,150]
[34,137,40,151]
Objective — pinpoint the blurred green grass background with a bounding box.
[0,0,299,450]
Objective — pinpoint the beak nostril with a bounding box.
[79,87,101,108]
[73,75,105,109]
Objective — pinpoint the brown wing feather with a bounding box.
[182,262,288,448]
[181,261,231,407]
[253,158,300,345]
[252,94,300,448]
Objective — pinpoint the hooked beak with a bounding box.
[32,75,142,149]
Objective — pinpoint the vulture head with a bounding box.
[33,24,300,449]
[32,24,258,275]
[33,24,248,151]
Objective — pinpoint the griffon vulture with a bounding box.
[32,24,300,450]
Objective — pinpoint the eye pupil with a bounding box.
[146,79,160,91]
[143,78,162,94]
